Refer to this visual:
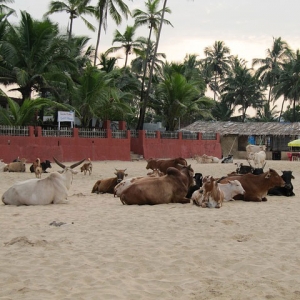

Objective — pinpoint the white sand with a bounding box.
[1,159,300,300]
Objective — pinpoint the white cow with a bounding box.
[218,180,245,201]
[248,150,266,168]
[246,145,266,159]
[2,158,85,206]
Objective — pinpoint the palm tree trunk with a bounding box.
[69,16,74,40]
[136,26,154,130]
[136,0,167,130]
[94,9,103,66]
[278,96,286,121]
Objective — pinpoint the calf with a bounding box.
[217,180,245,201]
[92,169,128,194]
[192,175,224,208]
[268,171,295,197]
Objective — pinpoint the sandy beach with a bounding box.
[1,158,300,300]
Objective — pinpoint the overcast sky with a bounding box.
[9,0,300,67]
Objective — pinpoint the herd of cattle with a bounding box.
[0,150,295,207]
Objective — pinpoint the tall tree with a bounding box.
[93,0,131,66]
[274,49,300,122]
[152,71,213,131]
[105,25,142,68]
[203,41,232,101]
[0,0,15,15]
[134,0,172,130]
[44,0,96,39]
[220,60,265,122]
[0,11,78,102]
[252,37,291,105]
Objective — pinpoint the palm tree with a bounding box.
[133,0,172,130]
[221,61,266,122]
[274,49,300,122]
[44,0,96,39]
[105,25,142,68]
[152,72,214,131]
[0,95,64,125]
[131,37,166,77]
[71,63,133,127]
[0,0,15,15]
[93,0,131,66]
[0,11,78,103]
[203,41,232,101]
[252,37,291,105]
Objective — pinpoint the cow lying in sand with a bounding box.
[2,158,85,205]
[114,169,164,197]
[192,175,224,208]
[3,158,26,172]
[120,165,194,205]
[92,169,128,194]
[145,157,187,174]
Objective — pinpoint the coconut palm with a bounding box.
[0,95,64,125]
[252,37,291,105]
[44,0,96,39]
[0,0,15,16]
[133,0,172,130]
[221,61,266,122]
[93,0,131,66]
[203,41,232,101]
[152,72,214,131]
[105,25,142,68]
[71,63,133,127]
[274,49,300,122]
[0,12,79,103]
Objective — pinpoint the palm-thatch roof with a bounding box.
[181,121,300,136]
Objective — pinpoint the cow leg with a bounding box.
[177,198,191,204]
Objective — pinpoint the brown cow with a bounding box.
[145,157,187,174]
[120,165,194,205]
[92,169,128,194]
[219,168,285,202]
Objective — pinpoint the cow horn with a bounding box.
[70,158,86,169]
[53,157,66,169]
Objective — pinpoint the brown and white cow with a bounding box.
[120,165,194,205]
[219,168,285,202]
[91,169,128,194]
[145,157,187,174]
[192,176,224,208]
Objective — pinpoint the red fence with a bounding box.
[0,124,222,163]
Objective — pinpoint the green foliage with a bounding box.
[0,96,66,125]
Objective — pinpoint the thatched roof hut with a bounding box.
[181,121,300,160]
[181,121,300,136]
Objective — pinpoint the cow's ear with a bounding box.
[265,172,271,178]
[292,175,295,179]
[125,173,128,177]
[114,172,117,175]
